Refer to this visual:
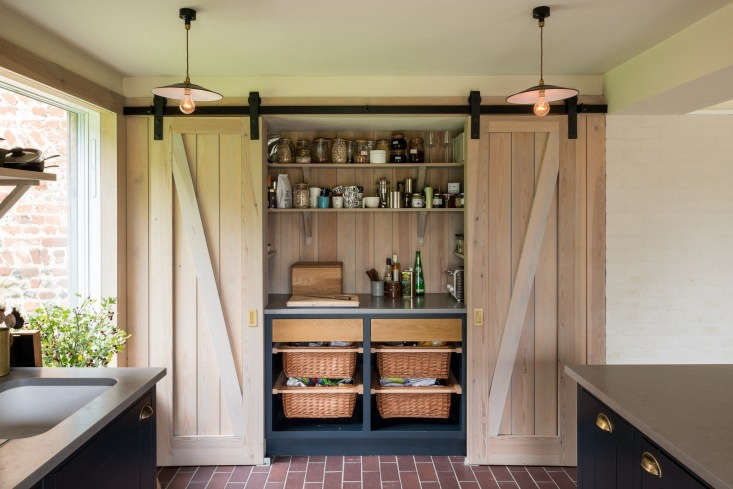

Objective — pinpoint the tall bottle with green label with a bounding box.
[414,250,425,296]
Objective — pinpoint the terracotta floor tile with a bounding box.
[450,456,465,463]
[433,456,453,472]
[226,484,246,489]
[416,462,437,482]
[547,471,575,489]
[460,482,481,489]
[217,466,236,473]
[326,456,344,472]
[269,460,290,483]
[380,463,399,482]
[526,468,550,483]
[290,457,309,472]
[265,483,285,489]
[324,471,342,489]
[363,470,380,489]
[381,483,401,489]
[535,483,559,489]
[192,467,217,483]
[563,467,577,482]
[401,471,421,489]
[379,456,397,463]
[285,471,306,489]
[344,456,362,463]
[188,483,207,489]
[305,462,325,483]
[414,456,432,463]
[343,483,362,489]
[398,456,417,472]
[498,483,519,489]
[511,471,538,489]
[309,456,326,463]
[343,462,362,482]
[422,483,441,489]
[472,466,492,472]
[474,469,500,489]
[179,467,198,473]
[246,472,269,489]
[303,483,322,489]
[230,466,253,484]
[452,463,476,482]
[167,471,194,489]
[490,467,512,482]
[362,456,379,472]
[508,466,527,473]
[437,471,460,489]
[208,473,234,489]
[159,467,179,486]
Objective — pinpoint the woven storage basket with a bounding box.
[282,391,357,418]
[283,350,356,378]
[377,347,451,379]
[376,392,451,419]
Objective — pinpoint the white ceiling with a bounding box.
[3,0,731,78]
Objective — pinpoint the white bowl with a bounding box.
[369,150,387,164]
[363,196,380,208]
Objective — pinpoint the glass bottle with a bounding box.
[391,254,402,298]
[383,257,393,297]
[414,250,425,296]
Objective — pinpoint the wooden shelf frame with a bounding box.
[268,162,463,169]
[272,370,364,395]
[0,168,57,219]
[272,344,363,354]
[370,344,462,354]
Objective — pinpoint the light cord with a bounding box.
[185,24,191,84]
[539,20,544,86]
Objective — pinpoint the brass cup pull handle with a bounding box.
[595,413,613,433]
[641,452,662,478]
[139,403,154,422]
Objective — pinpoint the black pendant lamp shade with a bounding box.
[506,6,578,116]
[152,8,222,114]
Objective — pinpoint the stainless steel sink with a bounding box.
[0,377,116,439]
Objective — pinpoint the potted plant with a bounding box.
[28,296,130,367]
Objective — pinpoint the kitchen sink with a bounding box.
[0,377,116,439]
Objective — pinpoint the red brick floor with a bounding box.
[157,457,577,489]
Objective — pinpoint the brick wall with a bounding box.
[0,87,69,314]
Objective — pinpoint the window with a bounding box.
[0,81,101,314]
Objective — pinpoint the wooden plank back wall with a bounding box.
[267,129,465,295]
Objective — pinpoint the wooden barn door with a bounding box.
[125,117,264,466]
[466,116,605,466]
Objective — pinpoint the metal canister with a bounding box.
[390,190,402,208]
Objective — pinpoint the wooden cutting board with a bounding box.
[286,294,360,308]
[291,262,343,295]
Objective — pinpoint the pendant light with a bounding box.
[152,8,222,114]
[506,6,578,117]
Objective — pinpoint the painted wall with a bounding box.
[606,115,733,363]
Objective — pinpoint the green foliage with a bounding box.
[28,296,130,367]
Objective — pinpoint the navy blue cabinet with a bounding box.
[39,388,157,489]
[578,387,709,489]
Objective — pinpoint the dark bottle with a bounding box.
[414,250,425,296]
[383,257,393,297]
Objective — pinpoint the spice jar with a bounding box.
[390,133,408,163]
[353,139,370,164]
[311,137,331,163]
[331,137,348,163]
[295,139,311,163]
[276,138,294,163]
[294,183,310,209]
[408,137,425,163]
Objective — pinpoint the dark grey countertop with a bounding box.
[565,365,733,489]
[0,367,165,489]
[265,293,466,315]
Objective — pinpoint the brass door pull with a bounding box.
[595,413,613,433]
[139,402,154,421]
[641,452,662,478]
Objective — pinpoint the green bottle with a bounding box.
[414,250,425,296]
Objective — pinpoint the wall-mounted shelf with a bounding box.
[268,163,463,169]
[269,208,463,246]
[0,168,57,219]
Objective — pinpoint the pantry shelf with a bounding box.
[272,370,364,395]
[268,162,463,169]
[370,371,462,395]
[267,208,463,213]
[272,345,363,354]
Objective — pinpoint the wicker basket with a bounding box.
[282,391,357,418]
[376,392,451,419]
[376,347,451,379]
[283,349,356,378]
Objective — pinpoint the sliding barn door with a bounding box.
[125,117,265,466]
[466,116,605,465]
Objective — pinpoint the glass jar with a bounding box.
[331,137,348,163]
[353,139,370,164]
[346,139,356,163]
[294,183,310,209]
[295,139,311,163]
[276,138,294,163]
[311,137,331,163]
[408,137,425,163]
[390,133,408,163]
[455,234,464,255]
[411,193,425,208]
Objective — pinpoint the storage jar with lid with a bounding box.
[294,183,310,209]
[390,133,408,163]
[411,193,425,208]
[408,137,425,163]
[455,234,464,255]
[354,139,370,164]
[311,137,331,163]
[295,139,311,163]
[276,138,294,163]
[331,137,348,163]
[376,139,390,161]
